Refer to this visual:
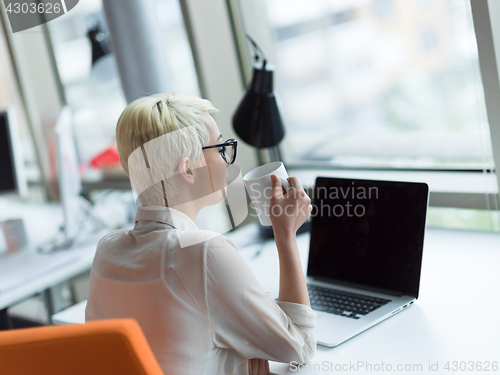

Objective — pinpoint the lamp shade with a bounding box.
[232,62,285,148]
[87,25,111,65]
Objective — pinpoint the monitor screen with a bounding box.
[0,111,17,193]
[307,177,429,298]
[55,107,82,238]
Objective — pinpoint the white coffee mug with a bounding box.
[243,162,291,226]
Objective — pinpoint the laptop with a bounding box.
[307,177,429,347]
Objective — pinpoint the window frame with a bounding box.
[471,0,500,203]
[179,0,258,176]
[0,5,63,200]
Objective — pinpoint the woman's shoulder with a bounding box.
[96,228,129,249]
[203,232,246,270]
[176,229,237,251]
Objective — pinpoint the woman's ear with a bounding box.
[177,156,195,184]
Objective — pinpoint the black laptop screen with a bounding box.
[307,177,428,298]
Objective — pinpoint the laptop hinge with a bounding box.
[310,276,411,298]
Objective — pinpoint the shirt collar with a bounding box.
[134,206,199,232]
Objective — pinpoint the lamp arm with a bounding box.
[245,34,267,66]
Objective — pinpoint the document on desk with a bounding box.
[0,250,82,294]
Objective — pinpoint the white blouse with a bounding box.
[85,206,317,375]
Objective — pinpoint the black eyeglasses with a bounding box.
[202,138,237,165]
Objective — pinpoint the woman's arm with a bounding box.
[269,175,312,307]
[205,236,316,364]
[204,176,315,365]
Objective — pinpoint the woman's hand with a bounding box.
[248,358,270,375]
[269,175,312,238]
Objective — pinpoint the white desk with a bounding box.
[52,225,500,374]
[0,201,104,325]
[270,228,500,374]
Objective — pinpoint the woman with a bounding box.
[85,93,316,375]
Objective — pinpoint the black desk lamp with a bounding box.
[232,35,285,164]
[87,23,111,66]
[233,36,307,238]
[86,17,118,83]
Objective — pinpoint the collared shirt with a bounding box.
[85,206,317,375]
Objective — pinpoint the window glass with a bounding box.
[47,0,199,179]
[261,0,493,169]
[427,207,500,232]
[0,19,41,198]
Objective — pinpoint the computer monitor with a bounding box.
[54,106,83,240]
[38,107,99,253]
[0,107,27,198]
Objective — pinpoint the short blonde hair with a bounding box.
[116,93,218,206]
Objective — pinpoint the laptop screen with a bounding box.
[307,177,428,298]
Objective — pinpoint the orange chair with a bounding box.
[0,319,164,375]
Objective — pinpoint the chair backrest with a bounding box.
[0,319,164,375]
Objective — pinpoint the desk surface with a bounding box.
[0,201,104,310]
[272,228,500,374]
[52,225,500,374]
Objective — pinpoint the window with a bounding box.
[374,0,393,19]
[0,17,41,197]
[221,0,500,230]
[241,0,494,170]
[420,27,438,51]
[47,0,199,180]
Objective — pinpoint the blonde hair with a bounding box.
[116,93,218,206]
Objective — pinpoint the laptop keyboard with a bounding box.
[308,285,391,320]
